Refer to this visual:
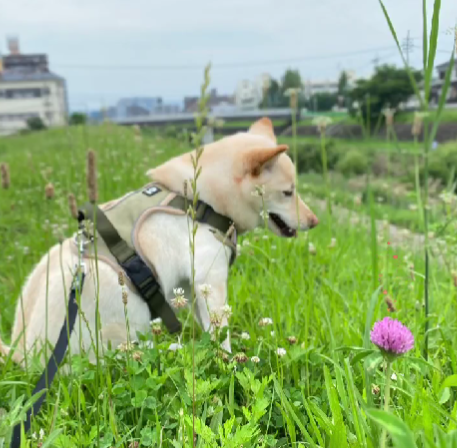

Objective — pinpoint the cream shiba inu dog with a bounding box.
[0,118,318,364]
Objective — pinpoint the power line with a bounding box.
[52,45,400,71]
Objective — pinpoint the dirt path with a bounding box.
[311,198,445,258]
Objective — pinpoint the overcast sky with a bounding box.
[0,0,455,111]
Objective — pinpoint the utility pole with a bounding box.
[402,30,414,66]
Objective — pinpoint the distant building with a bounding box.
[184,88,234,113]
[0,37,68,135]
[303,71,356,100]
[116,97,180,119]
[303,80,338,99]
[235,80,262,110]
[431,60,457,104]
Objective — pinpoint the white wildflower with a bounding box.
[258,317,273,327]
[259,210,269,221]
[276,347,287,357]
[241,332,250,340]
[251,356,260,363]
[391,372,397,381]
[117,342,134,352]
[210,311,223,328]
[171,287,187,309]
[221,304,232,319]
[251,185,265,197]
[270,331,275,337]
[199,284,212,300]
[308,242,317,255]
[312,116,333,133]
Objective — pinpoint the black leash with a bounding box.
[10,247,86,448]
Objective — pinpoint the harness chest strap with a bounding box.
[78,183,237,334]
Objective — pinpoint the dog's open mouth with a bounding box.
[269,213,297,238]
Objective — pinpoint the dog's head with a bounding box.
[147,117,318,236]
[232,118,318,236]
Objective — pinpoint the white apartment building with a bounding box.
[0,38,68,136]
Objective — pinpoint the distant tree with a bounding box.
[338,71,349,96]
[261,78,281,108]
[281,69,303,93]
[69,112,87,125]
[26,116,46,131]
[280,69,306,108]
[309,92,339,112]
[350,64,422,126]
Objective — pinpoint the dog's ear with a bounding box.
[248,117,277,143]
[247,144,288,176]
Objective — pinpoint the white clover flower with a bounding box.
[117,342,134,352]
[276,347,287,357]
[241,332,250,340]
[391,372,398,381]
[151,317,162,325]
[258,317,273,327]
[171,287,187,309]
[251,356,260,363]
[251,184,266,197]
[312,116,333,132]
[210,311,223,328]
[221,304,232,319]
[259,210,269,221]
[199,284,212,300]
[284,87,302,97]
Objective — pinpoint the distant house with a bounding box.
[0,37,68,135]
[184,88,234,113]
[116,97,181,119]
[303,80,338,100]
[431,60,457,104]
[235,80,262,111]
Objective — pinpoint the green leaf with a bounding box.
[324,365,349,448]
[364,351,384,374]
[422,0,428,72]
[442,374,457,389]
[429,51,456,145]
[424,0,441,101]
[366,409,418,448]
[439,388,451,405]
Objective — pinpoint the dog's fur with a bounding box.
[0,118,318,364]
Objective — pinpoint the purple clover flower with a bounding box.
[370,317,414,356]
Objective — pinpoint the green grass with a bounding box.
[396,108,457,124]
[0,126,457,447]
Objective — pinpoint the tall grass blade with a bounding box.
[424,0,442,102]
[378,0,424,108]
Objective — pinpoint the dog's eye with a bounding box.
[283,190,293,197]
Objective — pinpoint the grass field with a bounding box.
[1,123,456,448]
